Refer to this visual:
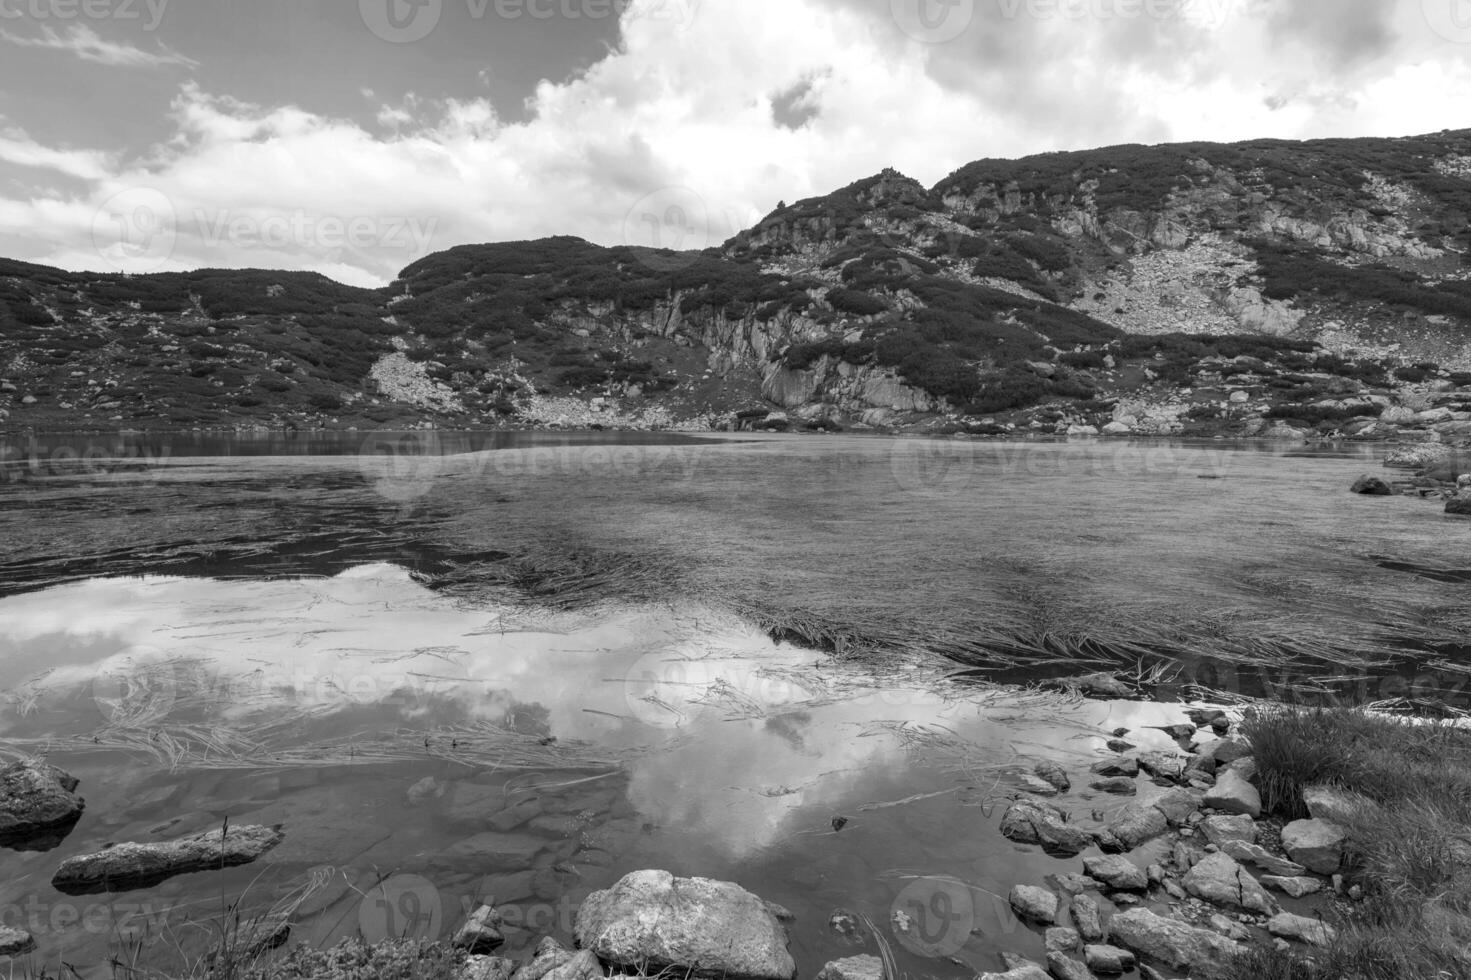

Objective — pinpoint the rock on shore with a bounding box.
[573,870,797,980]
[0,761,85,850]
[51,824,283,895]
[1106,908,1244,979]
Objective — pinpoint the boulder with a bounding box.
[1009,885,1059,925]
[52,824,283,895]
[1137,752,1190,783]
[1267,912,1336,947]
[1044,927,1080,953]
[1200,814,1257,847]
[1446,494,1471,516]
[1084,945,1136,976]
[1107,908,1245,980]
[1052,673,1135,699]
[453,905,505,954]
[1083,855,1148,892]
[999,799,1093,855]
[1071,895,1104,942]
[815,956,882,980]
[1033,762,1071,794]
[1280,819,1348,875]
[1219,839,1308,877]
[1202,771,1261,818]
[1350,475,1393,495]
[1182,853,1276,914]
[1151,788,1204,825]
[0,761,85,850]
[1199,739,1252,765]
[1206,913,1250,942]
[1045,953,1092,980]
[1097,803,1169,852]
[0,925,35,956]
[1020,775,1063,797]
[1261,875,1323,898]
[573,870,796,980]
[1091,759,1140,779]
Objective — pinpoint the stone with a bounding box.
[1206,913,1250,942]
[1070,895,1104,942]
[1202,771,1261,818]
[1181,853,1276,914]
[1137,752,1190,783]
[573,870,796,980]
[1151,788,1203,825]
[453,905,505,954]
[1261,875,1323,898]
[0,925,35,956]
[1447,494,1471,516]
[1090,778,1138,796]
[815,955,883,980]
[1350,475,1393,495]
[1053,873,1092,895]
[1084,944,1136,975]
[1219,840,1308,877]
[1021,775,1063,796]
[1009,885,1059,925]
[1033,762,1071,794]
[1200,814,1257,847]
[0,761,85,850]
[1000,799,1093,855]
[1083,855,1148,892]
[511,938,575,980]
[1091,759,1140,778]
[1045,952,1092,980]
[1045,927,1080,953]
[979,964,1049,980]
[52,824,282,895]
[1267,912,1336,947]
[1107,908,1245,980]
[1185,709,1227,727]
[462,957,514,980]
[1098,803,1169,852]
[540,950,600,980]
[1280,819,1347,875]
[1200,740,1252,765]
[1106,739,1135,753]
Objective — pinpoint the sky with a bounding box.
[0,0,1468,287]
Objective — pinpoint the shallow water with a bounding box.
[0,433,1461,975]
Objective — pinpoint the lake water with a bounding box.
[0,433,1462,976]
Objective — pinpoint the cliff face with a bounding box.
[3,132,1471,434]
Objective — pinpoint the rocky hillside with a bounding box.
[5,129,1471,440]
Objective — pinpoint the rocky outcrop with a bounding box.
[0,761,85,851]
[51,824,283,895]
[573,870,796,980]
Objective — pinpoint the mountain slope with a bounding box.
[4,130,1471,439]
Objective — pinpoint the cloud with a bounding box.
[0,23,199,69]
[1,0,1468,286]
[0,126,111,181]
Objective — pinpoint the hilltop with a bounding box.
[4,130,1471,441]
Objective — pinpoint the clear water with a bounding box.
[0,434,1460,977]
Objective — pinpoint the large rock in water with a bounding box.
[573,870,796,980]
[52,825,283,895]
[998,799,1093,855]
[1350,475,1393,495]
[1202,771,1261,817]
[1106,908,1244,980]
[0,761,85,850]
